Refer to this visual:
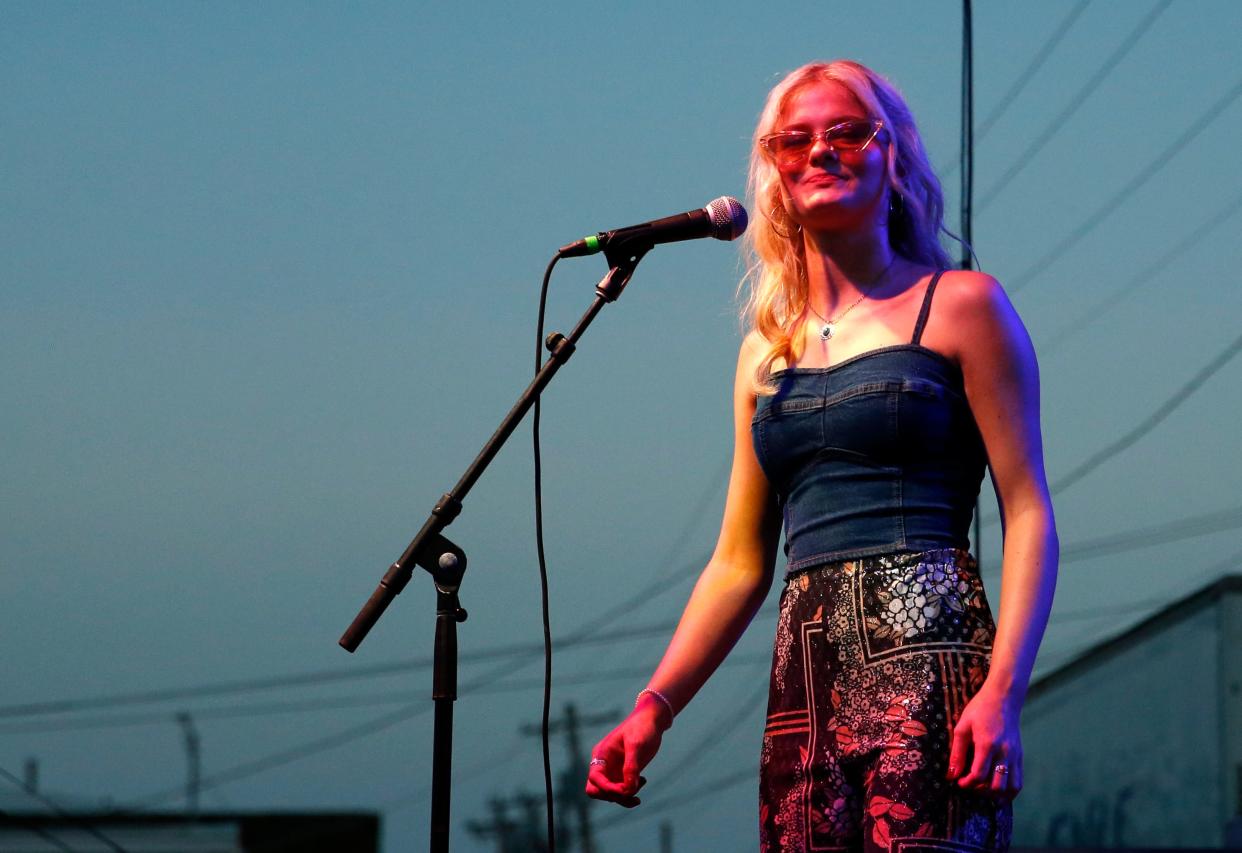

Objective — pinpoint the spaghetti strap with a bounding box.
[911,269,947,345]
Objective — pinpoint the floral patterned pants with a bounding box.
[759,548,1012,852]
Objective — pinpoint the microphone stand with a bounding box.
[339,242,653,853]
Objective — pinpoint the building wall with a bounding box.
[1219,589,1242,837]
[1014,603,1222,847]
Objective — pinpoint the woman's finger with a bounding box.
[988,758,1011,795]
[946,722,971,781]
[622,742,642,795]
[957,740,996,789]
[587,760,625,794]
[992,744,1022,798]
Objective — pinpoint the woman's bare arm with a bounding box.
[586,332,782,806]
[942,270,1060,798]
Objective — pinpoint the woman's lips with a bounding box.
[804,174,843,186]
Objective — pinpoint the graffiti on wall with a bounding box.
[1043,785,1135,847]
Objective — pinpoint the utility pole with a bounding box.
[465,796,520,853]
[659,820,672,853]
[520,702,620,853]
[174,711,201,814]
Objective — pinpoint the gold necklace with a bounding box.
[806,257,898,342]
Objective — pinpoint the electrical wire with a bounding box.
[0,810,77,853]
[593,764,756,831]
[1007,71,1242,295]
[0,650,775,736]
[0,618,689,720]
[976,0,1171,213]
[122,703,427,810]
[1041,187,1242,355]
[1060,505,1242,563]
[1032,546,1242,672]
[942,0,1091,186]
[980,328,1242,531]
[975,0,1091,142]
[116,646,551,811]
[1048,330,1242,495]
[381,736,530,811]
[112,649,776,812]
[0,766,127,852]
[981,505,1242,571]
[654,663,771,792]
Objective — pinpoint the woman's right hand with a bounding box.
[584,703,667,808]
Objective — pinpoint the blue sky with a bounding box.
[3,2,1241,849]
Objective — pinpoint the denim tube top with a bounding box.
[751,345,986,576]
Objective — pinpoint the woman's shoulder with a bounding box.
[932,268,1006,304]
[927,269,1019,332]
[735,327,765,374]
[740,328,771,357]
[917,269,1022,366]
[929,269,1034,372]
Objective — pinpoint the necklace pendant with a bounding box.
[820,323,834,341]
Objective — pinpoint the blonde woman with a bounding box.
[586,60,1057,851]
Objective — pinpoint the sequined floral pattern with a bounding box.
[759,548,1011,852]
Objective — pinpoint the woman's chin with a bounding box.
[793,208,866,233]
[791,195,883,233]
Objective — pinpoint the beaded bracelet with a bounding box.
[635,688,675,729]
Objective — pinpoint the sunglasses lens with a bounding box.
[828,121,877,150]
[767,133,812,167]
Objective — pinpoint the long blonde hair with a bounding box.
[740,60,955,392]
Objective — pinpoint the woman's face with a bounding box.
[774,82,889,233]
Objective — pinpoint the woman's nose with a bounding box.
[807,135,839,165]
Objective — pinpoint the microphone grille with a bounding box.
[705,196,748,241]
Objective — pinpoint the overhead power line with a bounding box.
[1007,71,1242,294]
[1050,544,1242,624]
[115,643,566,811]
[0,651,775,736]
[976,0,1092,142]
[0,619,687,720]
[1060,505,1242,563]
[1042,187,1242,354]
[977,0,1171,212]
[0,766,128,852]
[656,667,771,792]
[122,702,428,810]
[983,505,1242,568]
[982,328,1242,530]
[594,765,756,831]
[1049,330,1242,494]
[944,0,1091,184]
[0,809,76,853]
[111,644,773,807]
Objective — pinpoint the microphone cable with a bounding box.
[532,252,562,853]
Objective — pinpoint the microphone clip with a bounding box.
[596,241,652,302]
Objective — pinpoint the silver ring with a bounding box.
[589,758,607,767]
[993,764,1009,774]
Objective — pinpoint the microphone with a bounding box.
[558,196,748,258]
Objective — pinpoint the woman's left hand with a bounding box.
[946,683,1023,800]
